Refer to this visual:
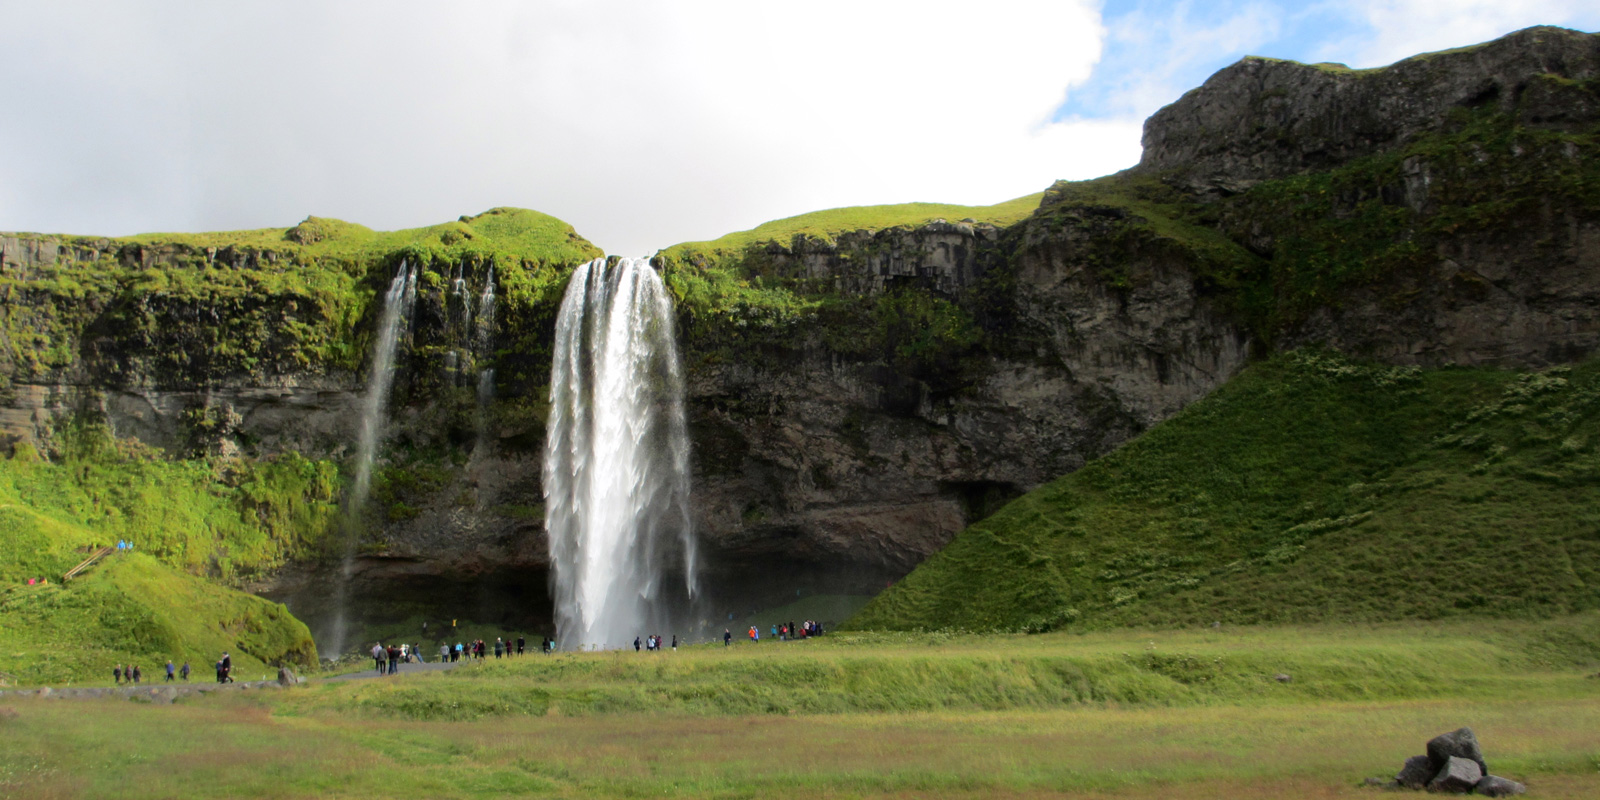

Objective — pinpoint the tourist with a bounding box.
[454,642,463,662]
[113,665,122,685]
[724,629,732,647]
[372,643,386,675]
[130,665,141,684]
[495,638,504,658]
[180,662,190,681]
[516,636,525,656]
[165,660,175,682]
[412,644,423,663]
[215,660,224,683]
[634,636,641,652]
[671,635,677,651]
[387,644,399,674]
[221,653,232,683]
[440,643,450,662]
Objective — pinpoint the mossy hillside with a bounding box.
[0,207,600,387]
[0,425,341,580]
[848,352,1600,633]
[0,552,314,686]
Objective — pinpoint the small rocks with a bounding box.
[1473,775,1526,797]
[1380,727,1523,795]
[1273,673,1292,683]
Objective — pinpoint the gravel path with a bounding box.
[324,659,464,681]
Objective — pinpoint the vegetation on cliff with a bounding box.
[0,206,600,385]
[849,352,1600,632]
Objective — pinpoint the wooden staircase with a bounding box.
[62,545,115,582]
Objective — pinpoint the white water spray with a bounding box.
[544,257,697,649]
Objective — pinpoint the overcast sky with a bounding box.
[2,1,1596,257]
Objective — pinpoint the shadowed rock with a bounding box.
[1428,756,1482,794]
[1426,727,1488,776]
[1395,754,1433,789]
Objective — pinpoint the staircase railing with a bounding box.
[62,545,115,582]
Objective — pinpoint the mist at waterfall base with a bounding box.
[544,257,700,650]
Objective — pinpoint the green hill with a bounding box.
[848,351,1600,632]
[0,505,314,686]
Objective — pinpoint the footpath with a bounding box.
[0,670,303,705]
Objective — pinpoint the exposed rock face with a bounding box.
[1141,26,1600,195]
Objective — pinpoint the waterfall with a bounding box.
[326,259,415,655]
[474,264,497,451]
[544,257,697,649]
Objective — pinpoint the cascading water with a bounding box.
[474,264,497,453]
[326,259,416,655]
[544,257,697,649]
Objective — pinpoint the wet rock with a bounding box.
[1427,756,1482,794]
[1426,727,1488,776]
[1473,775,1526,797]
[1395,755,1434,789]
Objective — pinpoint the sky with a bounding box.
[1,1,1596,257]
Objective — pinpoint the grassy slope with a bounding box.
[0,538,314,686]
[849,352,1600,632]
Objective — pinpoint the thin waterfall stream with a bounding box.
[325,259,416,656]
[544,257,698,649]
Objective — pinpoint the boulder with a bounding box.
[277,668,299,687]
[1474,775,1526,797]
[1427,727,1489,776]
[1396,754,1434,789]
[1427,756,1482,794]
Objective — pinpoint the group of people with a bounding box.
[632,634,676,652]
[724,620,824,646]
[370,643,424,675]
[111,657,210,685]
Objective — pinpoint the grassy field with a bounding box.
[2,618,1597,798]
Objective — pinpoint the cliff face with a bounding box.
[3,27,1598,637]
[1142,26,1600,194]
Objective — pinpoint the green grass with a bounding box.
[0,552,314,686]
[850,352,1600,633]
[2,620,1598,798]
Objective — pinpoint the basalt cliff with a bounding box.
[2,26,1597,643]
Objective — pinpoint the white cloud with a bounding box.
[1335,0,1600,67]
[0,1,1130,257]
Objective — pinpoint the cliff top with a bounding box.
[1,206,600,270]
[660,193,1043,260]
[1139,25,1600,193]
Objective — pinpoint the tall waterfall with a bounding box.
[474,264,496,451]
[544,257,697,649]
[327,259,416,655]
